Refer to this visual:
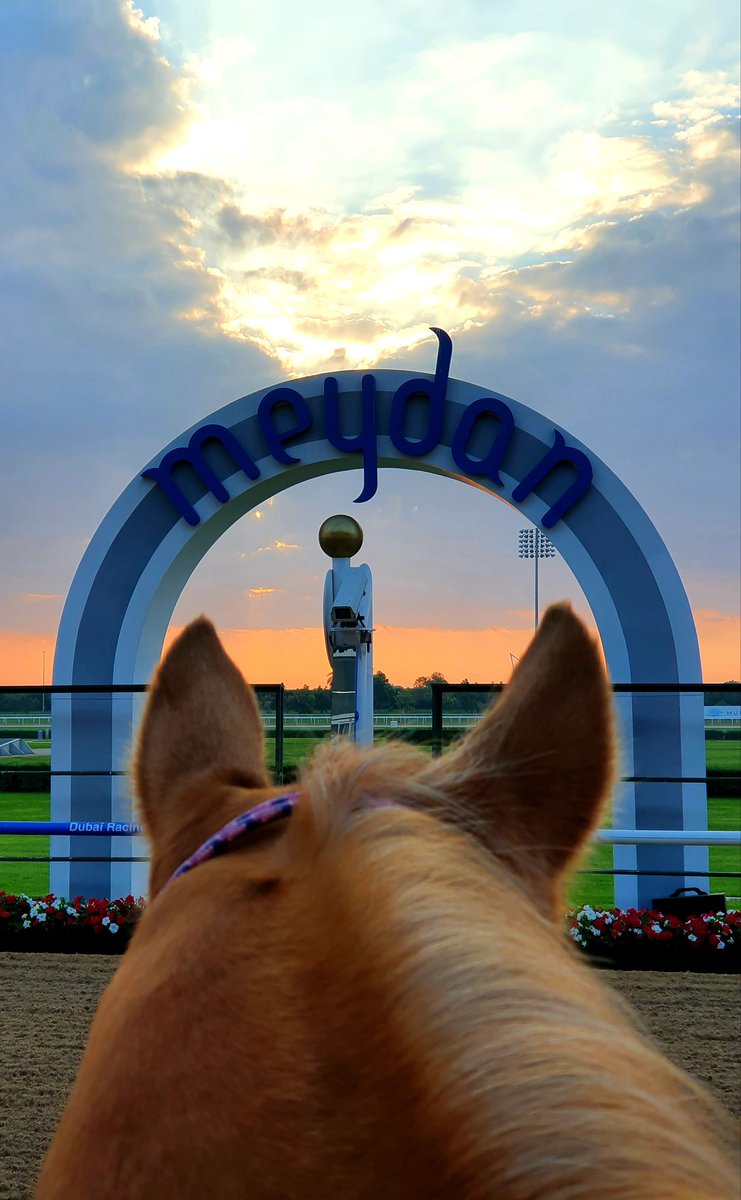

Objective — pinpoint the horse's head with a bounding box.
[35,605,737,1200]
[135,602,613,917]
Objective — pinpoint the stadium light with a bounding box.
[517,528,556,629]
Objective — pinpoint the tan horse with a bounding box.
[36,605,737,1199]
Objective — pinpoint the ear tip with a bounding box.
[161,617,224,673]
[539,601,581,639]
[177,615,219,646]
[539,602,605,667]
[542,600,573,621]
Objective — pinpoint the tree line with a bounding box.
[2,680,739,716]
[281,673,498,715]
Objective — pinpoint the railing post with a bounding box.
[275,684,284,785]
[431,683,443,756]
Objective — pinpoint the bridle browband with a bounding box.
[163,792,301,890]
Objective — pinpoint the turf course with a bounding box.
[1,737,739,906]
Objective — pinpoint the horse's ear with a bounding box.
[134,618,268,842]
[425,603,614,913]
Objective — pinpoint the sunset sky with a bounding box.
[1,1,739,688]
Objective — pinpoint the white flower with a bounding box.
[108,923,119,934]
[651,923,662,934]
[603,914,614,925]
[688,934,697,942]
[717,940,726,950]
[36,913,46,923]
[66,907,76,916]
[102,916,110,926]
[583,906,597,921]
[22,919,30,929]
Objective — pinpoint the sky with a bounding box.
[0,0,739,688]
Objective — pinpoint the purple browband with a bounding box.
[163,792,300,890]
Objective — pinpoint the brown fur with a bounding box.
[35,605,738,1198]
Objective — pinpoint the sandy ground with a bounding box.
[1,955,739,1200]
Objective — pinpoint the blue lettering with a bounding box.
[324,374,378,502]
[512,430,593,527]
[451,397,514,485]
[140,331,594,530]
[142,424,260,527]
[389,327,452,456]
[258,387,312,464]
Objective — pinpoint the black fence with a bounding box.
[1,682,739,883]
[0,682,285,782]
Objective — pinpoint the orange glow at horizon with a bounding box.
[0,611,739,687]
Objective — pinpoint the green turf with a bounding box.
[0,794,50,897]
[264,737,327,775]
[708,796,741,904]
[0,755,50,768]
[706,740,741,771]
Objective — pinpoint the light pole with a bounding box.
[517,528,556,629]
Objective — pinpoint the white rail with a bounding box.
[2,711,738,731]
[596,830,740,845]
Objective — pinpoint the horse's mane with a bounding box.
[293,737,738,1199]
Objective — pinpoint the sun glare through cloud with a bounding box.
[135,24,741,373]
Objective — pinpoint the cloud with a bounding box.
[238,541,301,559]
[1,0,192,171]
[0,0,275,612]
[132,63,740,371]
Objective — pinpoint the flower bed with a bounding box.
[1,891,739,969]
[0,892,143,954]
[569,906,741,972]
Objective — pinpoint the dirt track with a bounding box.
[1,955,739,1200]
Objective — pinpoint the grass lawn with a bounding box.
[2,735,739,906]
[708,796,741,904]
[707,740,741,771]
[0,794,50,897]
[264,736,328,776]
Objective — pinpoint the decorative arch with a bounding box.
[51,362,707,905]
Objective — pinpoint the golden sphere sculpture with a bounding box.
[318,514,364,559]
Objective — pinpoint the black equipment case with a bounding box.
[651,886,727,919]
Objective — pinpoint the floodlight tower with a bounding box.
[319,515,374,745]
[517,528,556,629]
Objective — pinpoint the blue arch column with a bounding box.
[51,368,706,905]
